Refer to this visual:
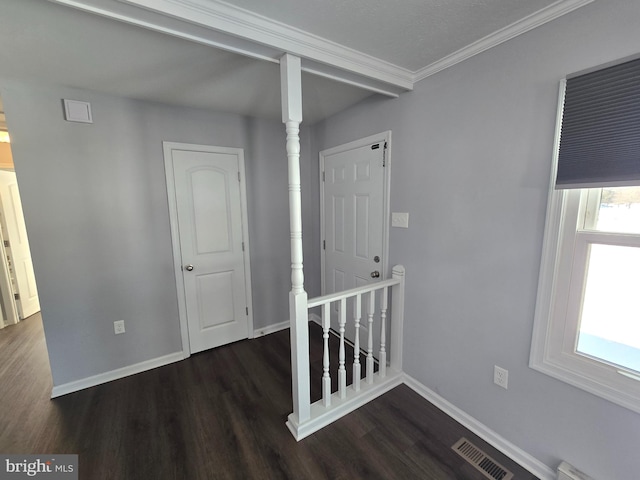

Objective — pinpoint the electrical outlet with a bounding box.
[494,365,508,389]
[114,320,125,335]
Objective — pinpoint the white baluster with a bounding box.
[338,298,347,399]
[366,291,375,384]
[379,287,388,378]
[322,302,331,407]
[353,293,362,392]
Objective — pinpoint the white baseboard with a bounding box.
[253,314,321,338]
[402,374,556,480]
[253,320,290,337]
[51,351,184,398]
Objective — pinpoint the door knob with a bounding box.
[184,265,194,271]
[371,270,380,278]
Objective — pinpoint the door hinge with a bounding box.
[383,141,388,167]
[14,293,20,300]
[237,171,241,182]
[242,241,245,251]
[323,240,326,250]
[3,240,8,248]
[322,171,325,182]
[246,307,249,315]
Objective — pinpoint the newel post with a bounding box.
[390,265,405,371]
[281,53,311,425]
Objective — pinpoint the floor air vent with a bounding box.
[452,437,513,480]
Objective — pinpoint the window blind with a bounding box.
[556,57,640,189]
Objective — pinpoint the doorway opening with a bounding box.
[0,97,41,330]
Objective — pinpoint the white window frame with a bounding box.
[530,81,640,414]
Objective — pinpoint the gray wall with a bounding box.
[310,1,640,478]
[1,82,303,386]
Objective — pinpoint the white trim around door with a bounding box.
[163,142,254,358]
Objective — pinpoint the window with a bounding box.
[531,57,640,413]
[576,187,640,374]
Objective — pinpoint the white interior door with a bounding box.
[165,143,252,354]
[0,170,40,319]
[321,133,389,343]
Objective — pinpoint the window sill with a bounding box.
[530,350,640,415]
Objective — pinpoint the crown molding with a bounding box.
[120,0,414,91]
[51,0,595,97]
[413,0,595,82]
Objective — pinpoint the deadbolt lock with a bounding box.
[374,256,380,263]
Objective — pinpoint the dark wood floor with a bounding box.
[0,315,538,479]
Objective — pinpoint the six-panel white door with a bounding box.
[322,137,386,342]
[170,146,249,354]
[0,170,40,319]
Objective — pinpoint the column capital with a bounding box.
[280,53,303,124]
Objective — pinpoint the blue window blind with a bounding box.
[557,57,640,189]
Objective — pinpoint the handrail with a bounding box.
[307,278,400,308]
[287,265,405,441]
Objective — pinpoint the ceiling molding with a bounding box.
[413,0,595,82]
[120,0,414,91]
[49,0,595,99]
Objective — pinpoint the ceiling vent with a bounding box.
[452,437,513,480]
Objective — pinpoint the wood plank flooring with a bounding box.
[0,314,538,479]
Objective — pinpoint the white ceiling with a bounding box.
[0,0,588,124]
